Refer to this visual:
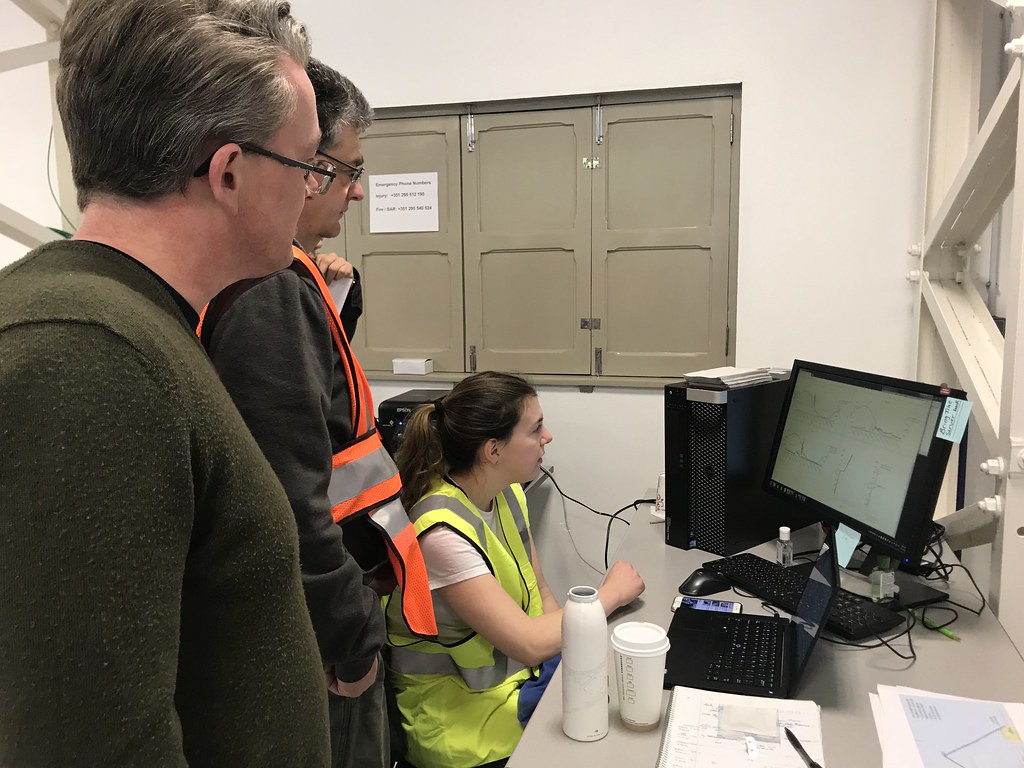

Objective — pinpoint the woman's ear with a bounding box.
[482,437,502,466]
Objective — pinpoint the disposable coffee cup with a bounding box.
[610,621,670,731]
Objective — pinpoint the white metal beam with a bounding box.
[0,203,58,249]
[989,45,1024,644]
[917,0,987,382]
[923,58,1020,262]
[926,0,985,226]
[920,277,1003,453]
[10,0,65,28]
[0,40,59,74]
[921,0,1024,655]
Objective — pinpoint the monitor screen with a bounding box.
[764,360,967,569]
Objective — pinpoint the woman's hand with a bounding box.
[598,560,645,613]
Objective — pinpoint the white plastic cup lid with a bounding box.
[610,621,670,656]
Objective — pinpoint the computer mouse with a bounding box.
[678,568,732,597]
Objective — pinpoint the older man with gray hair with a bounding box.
[0,1,332,765]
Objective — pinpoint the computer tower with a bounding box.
[377,389,449,457]
[664,377,817,556]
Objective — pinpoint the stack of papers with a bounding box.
[684,366,774,389]
[656,686,823,767]
[870,684,1024,767]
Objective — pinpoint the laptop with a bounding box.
[664,531,839,699]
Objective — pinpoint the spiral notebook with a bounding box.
[654,686,825,768]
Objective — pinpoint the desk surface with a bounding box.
[509,515,1024,767]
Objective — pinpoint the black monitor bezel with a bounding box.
[763,360,966,569]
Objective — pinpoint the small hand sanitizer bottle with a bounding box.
[776,526,793,567]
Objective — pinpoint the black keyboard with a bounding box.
[701,553,905,640]
[708,616,783,690]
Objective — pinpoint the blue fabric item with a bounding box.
[517,654,562,727]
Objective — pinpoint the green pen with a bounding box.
[915,611,960,642]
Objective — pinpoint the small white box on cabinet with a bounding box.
[392,358,434,375]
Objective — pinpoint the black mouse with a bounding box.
[679,568,732,597]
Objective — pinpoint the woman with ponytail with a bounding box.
[385,371,644,768]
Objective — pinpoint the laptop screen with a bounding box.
[790,532,839,684]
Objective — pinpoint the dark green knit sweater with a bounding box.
[0,241,329,766]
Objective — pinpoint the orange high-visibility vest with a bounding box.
[200,246,436,638]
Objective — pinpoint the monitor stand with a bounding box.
[848,549,948,610]
[793,551,949,610]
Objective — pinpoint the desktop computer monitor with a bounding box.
[763,360,967,573]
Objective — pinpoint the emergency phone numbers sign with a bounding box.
[368,172,439,233]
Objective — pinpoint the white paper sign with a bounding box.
[368,172,439,233]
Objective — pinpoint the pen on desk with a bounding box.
[784,727,822,768]
[914,610,960,642]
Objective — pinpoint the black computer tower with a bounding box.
[664,377,817,556]
[377,389,449,456]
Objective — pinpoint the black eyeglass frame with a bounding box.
[192,141,337,191]
[316,149,365,185]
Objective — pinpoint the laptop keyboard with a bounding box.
[707,616,783,690]
[702,553,904,640]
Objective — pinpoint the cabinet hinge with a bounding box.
[595,103,604,145]
[469,344,477,372]
[594,347,603,375]
[580,317,602,330]
[729,112,734,144]
[725,325,730,356]
[466,110,476,153]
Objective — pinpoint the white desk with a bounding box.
[509,516,1024,767]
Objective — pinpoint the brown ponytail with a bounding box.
[395,371,537,510]
[395,402,446,510]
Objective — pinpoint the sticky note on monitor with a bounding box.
[835,524,861,568]
[936,398,971,443]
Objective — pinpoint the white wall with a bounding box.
[0,3,62,268]
[293,0,935,376]
[322,0,935,593]
[3,0,938,595]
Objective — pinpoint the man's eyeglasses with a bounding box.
[192,141,338,195]
[316,149,366,187]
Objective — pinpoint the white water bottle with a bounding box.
[561,585,608,741]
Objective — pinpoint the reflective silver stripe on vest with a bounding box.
[327,439,399,513]
[389,644,526,690]
[409,492,489,544]
[369,495,411,539]
[410,486,532,564]
[498,486,531,557]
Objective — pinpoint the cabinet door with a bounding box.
[592,98,734,377]
[462,109,593,374]
[341,116,464,373]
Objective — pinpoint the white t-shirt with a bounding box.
[418,500,510,590]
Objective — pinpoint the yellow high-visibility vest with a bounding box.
[385,480,543,768]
